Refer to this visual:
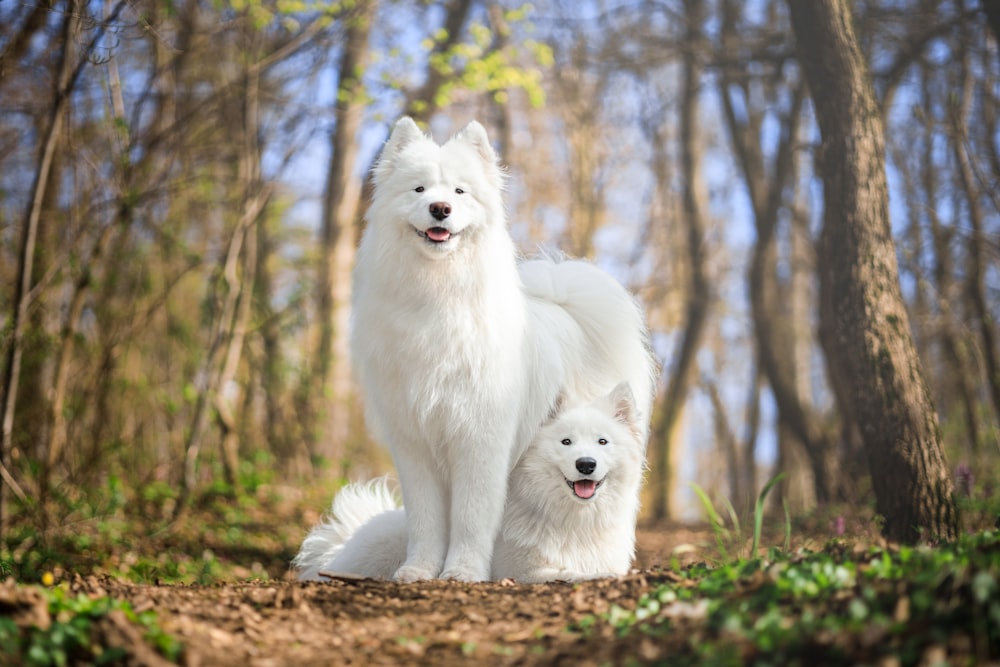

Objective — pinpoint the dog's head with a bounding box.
[368,117,506,260]
[525,382,645,506]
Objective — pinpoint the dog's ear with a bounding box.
[607,382,639,433]
[454,121,496,163]
[374,117,425,181]
[544,391,566,424]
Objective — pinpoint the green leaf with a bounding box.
[752,473,786,556]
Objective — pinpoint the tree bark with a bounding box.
[789,0,958,542]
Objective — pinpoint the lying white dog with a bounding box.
[294,382,645,582]
[349,117,654,582]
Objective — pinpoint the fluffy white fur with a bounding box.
[348,117,654,582]
[294,383,646,582]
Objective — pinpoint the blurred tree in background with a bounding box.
[0,0,997,547]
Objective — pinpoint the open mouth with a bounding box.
[416,226,457,244]
[565,477,606,500]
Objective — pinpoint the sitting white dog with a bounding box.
[349,117,654,582]
[294,382,645,583]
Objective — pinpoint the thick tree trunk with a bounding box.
[789,0,958,542]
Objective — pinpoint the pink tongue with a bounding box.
[573,480,596,499]
[426,227,451,242]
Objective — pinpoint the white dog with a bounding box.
[294,382,645,582]
[348,117,653,582]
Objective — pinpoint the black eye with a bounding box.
[561,438,572,446]
[415,186,425,193]
[598,438,608,446]
[455,187,465,194]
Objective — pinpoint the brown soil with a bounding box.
[12,524,718,666]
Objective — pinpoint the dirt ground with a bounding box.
[22,525,717,666]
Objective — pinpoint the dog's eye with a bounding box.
[455,187,465,195]
[415,186,425,193]
[598,438,608,446]
[561,438,572,446]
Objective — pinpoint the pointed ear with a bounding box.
[453,120,499,168]
[608,382,639,433]
[374,117,425,182]
[544,391,566,424]
[386,116,424,153]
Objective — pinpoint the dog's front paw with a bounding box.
[440,564,489,583]
[393,564,438,583]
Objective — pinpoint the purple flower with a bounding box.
[833,515,845,537]
[955,463,974,498]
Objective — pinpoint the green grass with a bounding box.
[0,583,182,666]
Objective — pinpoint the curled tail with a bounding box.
[293,477,401,581]
[519,258,656,440]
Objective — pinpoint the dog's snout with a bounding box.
[430,202,451,221]
[575,457,597,475]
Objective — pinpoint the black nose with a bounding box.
[575,457,597,475]
[430,202,451,220]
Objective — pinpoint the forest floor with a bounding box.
[3,482,999,666]
[18,525,712,667]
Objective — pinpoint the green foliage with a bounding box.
[751,474,786,556]
[576,531,1000,665]
[2,462,296,585]
[223,0,347,30]
[0,585,181,666]
[690,474,787,562]
[421,5,553,110]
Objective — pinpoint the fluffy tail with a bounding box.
[519,258,657,441]
[292,477,400,580]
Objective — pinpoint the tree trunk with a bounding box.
[313,0,377,466]
[948,23,1000,448]
[789,0,958,543]
[914,61,980,457]
[649,0,710,521]
[1,1,80,534]
[717,1,838,504]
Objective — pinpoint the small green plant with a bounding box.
[0,584,182,666]
[572,530,1000,666]
[751,474,786,556]
[691,473,787,562]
